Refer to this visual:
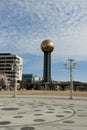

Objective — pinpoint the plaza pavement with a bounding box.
[0,95,87,130]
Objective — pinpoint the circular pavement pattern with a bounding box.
[0,98,74,127]
[0,96,87,130]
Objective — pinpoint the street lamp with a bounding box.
[64,59,76,100]
[11,61,22,98]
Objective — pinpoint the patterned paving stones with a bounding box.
[0,95,87,130]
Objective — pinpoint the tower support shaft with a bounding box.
[43,52,51,82]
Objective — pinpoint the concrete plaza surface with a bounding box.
[0,95,87,130]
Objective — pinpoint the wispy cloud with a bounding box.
[0,0,87,62]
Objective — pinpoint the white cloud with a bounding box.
[0,0,87,62]
[57,26,87,61]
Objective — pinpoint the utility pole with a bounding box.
[64,59,76,100]
[11,62,22,98]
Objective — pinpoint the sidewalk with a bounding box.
[0,95,87,130]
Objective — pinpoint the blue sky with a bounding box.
[0,0,87,82]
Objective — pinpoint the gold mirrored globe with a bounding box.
[41,39,54,52]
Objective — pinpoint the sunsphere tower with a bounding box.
[41,39,54,82]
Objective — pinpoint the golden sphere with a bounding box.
[41,39,54,52]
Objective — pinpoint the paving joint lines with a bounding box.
[0,96,87,130]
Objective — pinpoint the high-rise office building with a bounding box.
[0,53,23,89]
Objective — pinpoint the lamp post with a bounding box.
[11,61,22,98]
[64,59,76,100]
